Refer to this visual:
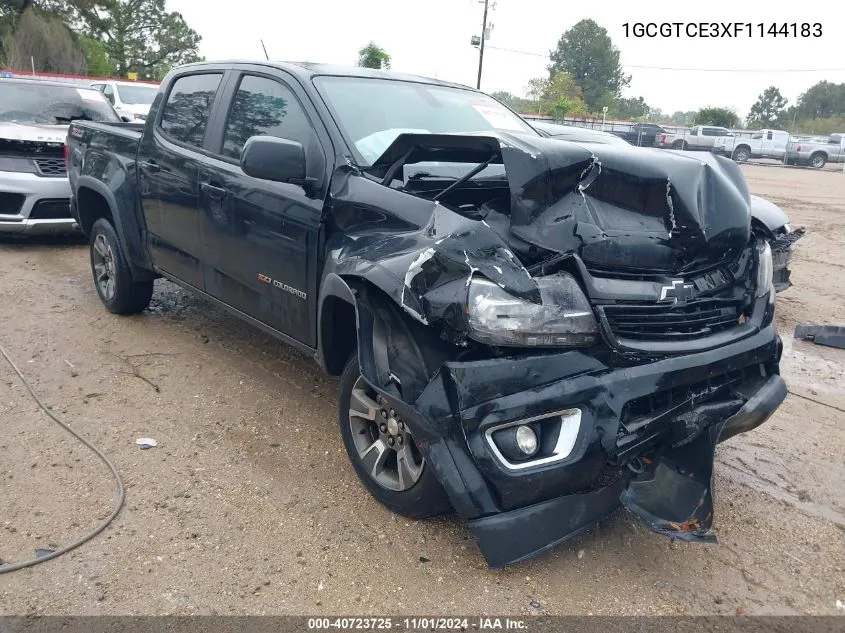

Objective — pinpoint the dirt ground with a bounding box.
[1,164,844,616]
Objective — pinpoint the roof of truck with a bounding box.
[172,60,475,92]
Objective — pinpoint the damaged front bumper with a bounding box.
[378,322,785,568]
[771,227,805,292]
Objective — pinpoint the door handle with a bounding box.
[201,182,227,200]
[140,160,160,173]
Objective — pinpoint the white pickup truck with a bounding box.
[713,129,790,163]
[785,133,845,168]
[654,125,733,151]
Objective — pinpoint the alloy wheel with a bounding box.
[347,376,424,492]
[92,233,116,301]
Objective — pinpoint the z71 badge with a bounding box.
[257,273,307,300]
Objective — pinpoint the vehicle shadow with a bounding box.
[0,234,88,250]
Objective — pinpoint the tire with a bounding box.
[673,140,688,150]
[810,152,827,169]
[338,353,451,519]
[89,218,153,314]
[733,146,750,163]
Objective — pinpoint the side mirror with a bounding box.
[240,136,311,186]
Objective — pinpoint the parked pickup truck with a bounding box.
[785,133,845,168]
[655,125,733,151]
[67,61,786,567]
[609,122,667,147]
[713,129,790,163]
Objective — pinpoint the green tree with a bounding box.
[615,96,650,120]
[541,72,587,119]
[747,86,788,127]
[548,19,630,111]
[79,34,115,76]
[4,6,86,73]
[794,81,845,119]
[35,0,202,78]
[490,91,519,109]
[357,41,390,69]
[669,110,697,126]
[695,106,739,128]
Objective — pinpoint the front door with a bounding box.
[198,71,327,346]
[137,71,226,289]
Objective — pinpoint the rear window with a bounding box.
[159,73,223,148]
[0,81,120,124]
[116,84,157,105]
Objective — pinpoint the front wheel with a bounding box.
[89,218,153,314]
[338,353,451,519]
[673,140,688,150]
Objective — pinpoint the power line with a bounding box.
[484,45,845,73]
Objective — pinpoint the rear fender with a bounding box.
[75,175,154,281]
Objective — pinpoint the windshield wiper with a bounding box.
[432,154,497,202]
[49,114,93,124]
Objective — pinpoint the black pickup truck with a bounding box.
[67,61,787,568]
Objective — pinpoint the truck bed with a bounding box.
[75,120,145,139]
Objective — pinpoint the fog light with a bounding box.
[515,425,538,455]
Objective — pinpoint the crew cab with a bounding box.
[655,125,733,151]
[610,122,667,147]
[67,61,786,567]
[713,129,790,163]
[785,133,845,168]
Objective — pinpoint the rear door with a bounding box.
[137,71,228,289]
[701,127,726,148]
[197,67,329,346]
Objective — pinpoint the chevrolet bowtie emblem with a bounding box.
[659,279,695,303]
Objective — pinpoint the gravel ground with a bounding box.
[1,164,844,615]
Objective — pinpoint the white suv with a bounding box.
[89,80,158,121]
[1,78,121,235]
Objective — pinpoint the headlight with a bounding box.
[466,274,599,347]
[755,240,773,297]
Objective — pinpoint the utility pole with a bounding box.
[476,0,489,90]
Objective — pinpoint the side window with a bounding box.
[703,127,718,137]
[767,131,773,140]
[221,74,312,160]
[159,73,223,148]
[102,84,115,105]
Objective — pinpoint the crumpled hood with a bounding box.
[0,122,68,144]
[370,131,753,274]
[498,133,752,271]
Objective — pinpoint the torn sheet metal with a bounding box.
[326,132,755,335]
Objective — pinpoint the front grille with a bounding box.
[600,298,744,341]
[0,192,26,215]
[34,158,67,177]
[29,198,71,220]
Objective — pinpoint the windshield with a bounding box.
[116,84,157,105]
[0,82,120,125]
[314,76,538,164]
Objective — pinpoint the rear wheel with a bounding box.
[673,140,688,150]
[733,146,750,163]
[810,152,827,169]
[89,218,153,314]
[338,353,451,519]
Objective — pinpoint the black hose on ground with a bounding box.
[0,343,125,574]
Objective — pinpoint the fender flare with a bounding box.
[316,273,358,374]
[75,175,154,280]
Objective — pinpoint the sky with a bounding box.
[168,0,845,120]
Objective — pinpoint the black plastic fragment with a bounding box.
[794,324,845,350]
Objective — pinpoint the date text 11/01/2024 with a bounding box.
[307,618,527,630]
[623,22,822,38]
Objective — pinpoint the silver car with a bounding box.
[0,78,121,235]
